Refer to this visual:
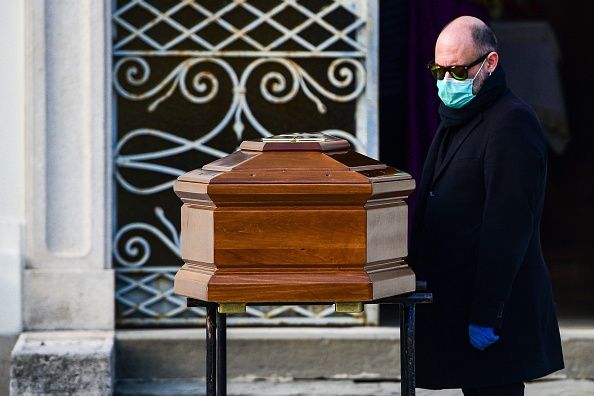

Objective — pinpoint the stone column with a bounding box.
[0,0,25,392]
[11,1,115,394]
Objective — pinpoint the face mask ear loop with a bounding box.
[474,57,487,80]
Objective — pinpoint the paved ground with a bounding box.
[116,378,594,396]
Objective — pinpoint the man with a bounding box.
[409,16,564,395]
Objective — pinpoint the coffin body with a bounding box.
[174,134,416,303]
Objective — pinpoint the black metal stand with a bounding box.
[205,303,217,396]
[193,292,432,396]
[216,309,226,396]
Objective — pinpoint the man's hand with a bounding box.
[468,323,500,351]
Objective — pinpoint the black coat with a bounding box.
[409,90,564,389]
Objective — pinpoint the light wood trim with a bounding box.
[180,205,215,264]
[367,263,416,299]
[202,150,261,172]
[366,202,408,263]
[239,139,350,152]
[174,180,214,206]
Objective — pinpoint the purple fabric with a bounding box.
[406,1,488,222]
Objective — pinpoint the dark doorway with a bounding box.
[378,1,594,325]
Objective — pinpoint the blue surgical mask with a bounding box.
[436,59,486,108]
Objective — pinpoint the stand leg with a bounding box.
[216,311,227,396]
[400,302,416,396]
[206,304,217,396]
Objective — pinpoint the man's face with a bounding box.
[434,33,488,95]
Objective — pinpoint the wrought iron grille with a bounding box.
[113,0,378,326]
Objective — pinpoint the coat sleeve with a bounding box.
[470,107,546,328]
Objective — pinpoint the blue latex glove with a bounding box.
[469,323,500,351]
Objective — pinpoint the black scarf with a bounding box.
[438,65,508,128]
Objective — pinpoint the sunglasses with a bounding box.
[427,53,489,80]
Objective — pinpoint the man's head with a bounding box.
[435,16,499,95]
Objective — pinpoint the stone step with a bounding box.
[115,327,594,381]
[116,327,401,380]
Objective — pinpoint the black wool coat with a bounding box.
[408,90,564,389]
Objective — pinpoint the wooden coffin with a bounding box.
[173,133,416,305]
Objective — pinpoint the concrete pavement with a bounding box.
[116,378,594,395]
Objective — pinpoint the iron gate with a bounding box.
[112,0,379,326]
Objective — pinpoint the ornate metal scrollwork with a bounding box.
[114,57,366,195]
[112,0,376,326]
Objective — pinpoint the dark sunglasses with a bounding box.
[427,52,489,80]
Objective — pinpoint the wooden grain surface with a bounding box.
[229,151,349,171]
[326,150,386,171]
[175,261,416,302]
[202,150,260,172]
[174,145,416,303]
[206,183,372,206]
[209,170,369,184]
[207,272,373,302]
[213,207,366,265]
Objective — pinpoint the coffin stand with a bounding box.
[173,133,432,396]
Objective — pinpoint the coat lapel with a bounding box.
[431,113,483,186]
[416,122,446,202]
[411,122,446,236]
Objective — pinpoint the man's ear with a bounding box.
[487,52,499,74]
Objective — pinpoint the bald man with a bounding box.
[408,16,564,395]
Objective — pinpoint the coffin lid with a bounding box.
[174,133,415,207]
[239,133,350,152]
[173,133,417,303]
[177,133,412,185]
